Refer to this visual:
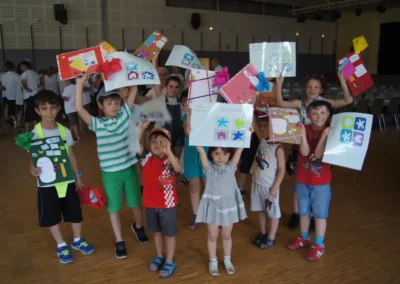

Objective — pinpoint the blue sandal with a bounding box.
[159,261,176,279]
[149,256,165,272]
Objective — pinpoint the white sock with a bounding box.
[57,242,67,248]
[73,237,81,243]
[210,257,217,262]
[224,256,231,261]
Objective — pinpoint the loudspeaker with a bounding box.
[54,4,68,25]
[191,13,201,30]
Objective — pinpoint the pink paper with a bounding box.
[342,61,356,80]
[219,63,258,104]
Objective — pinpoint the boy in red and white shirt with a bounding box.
[137,124,181,279]
[288,97,333,261]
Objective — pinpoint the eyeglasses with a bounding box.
[306,74,324,81]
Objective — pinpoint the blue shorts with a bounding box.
[183,137,208,179]
[295,183,331,219]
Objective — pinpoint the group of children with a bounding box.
[26,61,353,278]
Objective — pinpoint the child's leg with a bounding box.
[258,211,267,235]
[71,124,81,140]
[207,224,220,259]
[292,192,299,213]
[310,184,331,246]
[268,218,279,240]
[189,177,201,215]
[221,224,234,257]
[154,232,164,257]
[164,236,176,263]
[109,212,123,242]
[71,222,82,238]
[49,224,65,244]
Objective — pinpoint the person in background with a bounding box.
[38,69,47,90]
[20,60,39,132]
[210,58,225,102]
[170,66,185,96]
[44,67,60,96]
[0,61,20,129]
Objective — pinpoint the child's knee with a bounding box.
[208,234,218,242]
[221,233,231,241]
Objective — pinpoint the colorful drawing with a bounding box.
[268,107,301,144]
[189,103,253,148]
[249,42,296,77]
[103,52,160,91]
[99,40,117,56]
[219,64,259,104]
[134,31,168,61]
[187,69,219,106]
[30,136,74,186]
[165,45,204,70]
[323,112,373,170]
[57,46,105,80]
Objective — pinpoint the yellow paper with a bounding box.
[100,40,117,55]
[199,58,210,70]
[69,58,88,71]
[352,35,368,54]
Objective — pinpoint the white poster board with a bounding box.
[165,45,204,70]
[322,112,373,170]
[249,42,296,77]
[103,52,160,91]
[188,69,218,105]
[189,103,254,148]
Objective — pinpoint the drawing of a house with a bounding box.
[217,131,226,140]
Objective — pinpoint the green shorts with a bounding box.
[102,165,141,213]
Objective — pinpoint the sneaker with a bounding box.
[56,246,75,264]
[71,238,95,255]
[251,232,264,247]
[288,213,300,230]
[306,244,325,261]
[309,216,315,232]
[115,241,127,259]
[188,215,198,231]
[259,236,276,249]
[288,236,310,251]
[131,223,149,244]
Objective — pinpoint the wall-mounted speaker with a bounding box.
[54,4,68,25]
[191,13,201,30]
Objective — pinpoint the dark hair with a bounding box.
[68,78,76,84]
[98,93,121,105]
[20,60,32,69]
[308,101,333,126]
[305,77,325,93]
[149,131,170,142]
[4,60,15,70]
[34,90,59,108]
[208,147,234,161]
[166,76,181,88]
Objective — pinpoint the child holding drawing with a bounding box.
[276,72,352,230]
[287,97,333,262]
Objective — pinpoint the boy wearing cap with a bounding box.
[250,110,286,249]
[75,74,148,259]
[137,123,181,279]
[288,97,333,261]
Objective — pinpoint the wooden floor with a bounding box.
[1,124,400,284]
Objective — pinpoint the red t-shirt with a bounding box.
[139,150,179,208]
[296,125,331,186]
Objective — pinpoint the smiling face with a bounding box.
[166,78,180,98]
[35,103,60,124]
[210,147,231,166]
[149,133,169,158]
[305,79,324,100]
[99,95,122,118]
[308,105,330,130]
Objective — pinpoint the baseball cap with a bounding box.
[149,128,171,141]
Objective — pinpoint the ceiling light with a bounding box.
[296,32,299,36]
[322,34,325,38]
[209,27,213,30]
[376,4,386,13]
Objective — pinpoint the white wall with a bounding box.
[0,0,336,55]
[336,8,400,74]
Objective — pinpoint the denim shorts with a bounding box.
[295,183,331,219]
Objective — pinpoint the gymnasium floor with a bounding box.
[0,125,399,284]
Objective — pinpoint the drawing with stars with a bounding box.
[232,131,245,141]
[217,118,229,128]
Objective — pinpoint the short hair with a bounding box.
[149,131,170,142]
[166,76,181,87]
[4,60,15,70]
[34,90,59,108]
[20,60,32,69]
[68,78,76,84]
[98,93,121,105]
[208,147,234,161]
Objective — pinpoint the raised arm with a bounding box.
[328,71,353,109]
[298,123,310,156]
[314,127,331,159]
[275,74,302,109]
[137,120,150,155]
[231,148,244,169]
[183,104,191,136]
[126,85,138,109]
[196,146,209,172]
[75,74,92,126]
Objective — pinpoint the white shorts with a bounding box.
[250,182,281,219]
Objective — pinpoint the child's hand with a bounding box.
[75,177,85,190]
[249,125,255,133]
[297,122,306,136]
[138,120,150,131]
[183,104,191,115]
[270,187,278,198]
[76,73,90,86]
[276,73,284,85]
[31,167,41,177]
[322,126,331,138]
[160,138,172,155]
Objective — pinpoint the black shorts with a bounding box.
[239,134,260,174]
[5,99,16,116]
[146,207,178,237]
[37,183,83,227]
[24,96,39,122]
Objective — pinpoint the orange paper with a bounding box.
[134,31,168,61]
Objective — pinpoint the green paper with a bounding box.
[15,132,35,150]
[30,136,74,186]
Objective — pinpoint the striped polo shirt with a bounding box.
[90,103,137,172]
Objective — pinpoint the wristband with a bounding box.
[75,172,82,178]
